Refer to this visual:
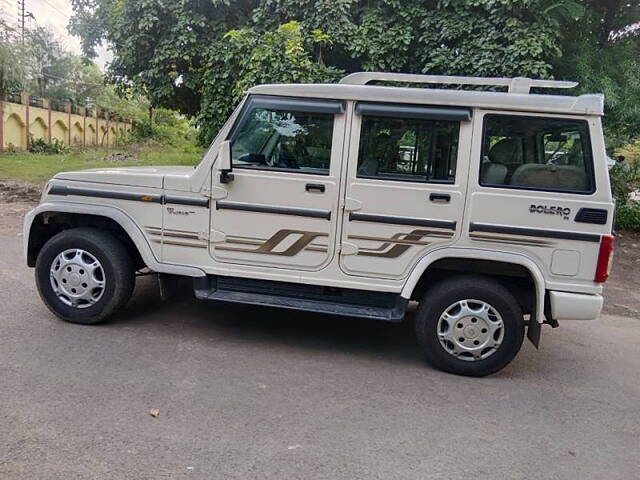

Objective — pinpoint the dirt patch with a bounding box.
[104,153,137,163]
[603,231,640,317]
[0,181,41,236]
[0,180,44,203]
[0,201,33,236]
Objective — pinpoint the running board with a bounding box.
[193,276,407,322]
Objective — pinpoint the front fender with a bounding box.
[23,201,206,277]
[401,247,546,324]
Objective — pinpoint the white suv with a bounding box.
[24,72,615,376]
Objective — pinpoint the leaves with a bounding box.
[68,0,640,146]
[195,21,342,144]
[544,1,586,21]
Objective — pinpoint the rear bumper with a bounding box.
[549,291,603,321]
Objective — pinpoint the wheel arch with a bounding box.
[401,248,546,324]
[24,202,205,277]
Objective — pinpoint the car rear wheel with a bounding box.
[35,228,135,324]
[415,275,525,377]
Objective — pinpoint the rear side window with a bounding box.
[357,116,460,183]
[480,114,594,194]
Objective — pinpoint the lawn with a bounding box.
[0,145,203,183]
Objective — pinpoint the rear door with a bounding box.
[340,102,473,279]
[210,96,346,271]
[466,111,614,284]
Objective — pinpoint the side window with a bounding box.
[480,114,594,194]
[231,107,334,175]
[357,116,459,183]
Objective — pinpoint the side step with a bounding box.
[193,276,407,322]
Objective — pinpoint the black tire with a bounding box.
[415,275,525,377]
[35,228,135,325]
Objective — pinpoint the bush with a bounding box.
[609,161,640,205]
[130,109,196,148]
[616,140,640,164]
[615,202,640,231]
[608,160,640,231]
[28,137,69,154]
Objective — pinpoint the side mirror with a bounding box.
[218,140,234,184]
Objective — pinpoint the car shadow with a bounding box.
[111,275,426,368]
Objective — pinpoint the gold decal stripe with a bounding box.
[469,233,553,247]
[349,229,451,258]
[152,239,207,249]
[144,227,201,240]
[163,231,200,240]
[216,230,328,256]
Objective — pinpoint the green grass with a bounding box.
[0,145,204,183]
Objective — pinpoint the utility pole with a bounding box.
[18,0,33,44]
[18,0,24,43]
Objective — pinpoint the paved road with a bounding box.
[1,231,639,480]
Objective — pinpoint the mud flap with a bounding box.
[526,297,542,348]
[158,274,189,301]
[527,316,541,348]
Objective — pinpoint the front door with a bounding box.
[340,102,472,280]
[210,95,346,271]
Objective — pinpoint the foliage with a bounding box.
[609,161,640,207]
[131,108,198,148]
[615,202,640,231]
[583,53,640,149]
[0,20,27,99]
[0,24,105,106]
[70,0,588,145]
[0,21,146,125]
[616,140,640,163]
[607,152,640,232]
[196,21,341,144]
[65,0,640,149]
[28,138,70,155]
[553,1,640,150]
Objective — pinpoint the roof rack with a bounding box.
[339,72,578,94]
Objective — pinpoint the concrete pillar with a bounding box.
[46,99,52,143]
[22,93,30,150]
[66,103,72,146]
[0,99,4,151]
[81,107,86,147]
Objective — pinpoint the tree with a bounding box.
[69,0,259,116]
[68,0,640,145]
[197,21,341,143]
[553,1,640,148]
[24,27,105,105]
[0,20,27,99]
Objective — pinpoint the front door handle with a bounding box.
[429,193,450,202]
[306,183,326,193]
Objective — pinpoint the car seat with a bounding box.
[510,164,589,191]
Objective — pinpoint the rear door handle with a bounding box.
[429,193,450,202]
[306,183,326,193]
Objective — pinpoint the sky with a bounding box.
[0,0,112,70]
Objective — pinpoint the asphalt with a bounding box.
[1,231,639,479]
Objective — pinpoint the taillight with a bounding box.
[594,234,615,283]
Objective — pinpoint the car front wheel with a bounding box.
[35,228,135,324]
